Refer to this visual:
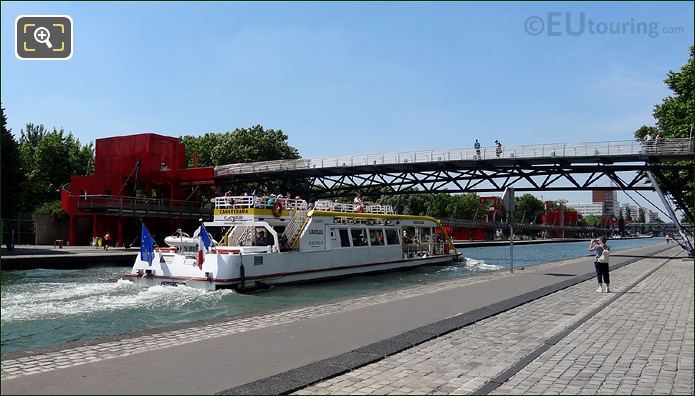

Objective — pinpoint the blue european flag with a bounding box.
[140,223,155,265]
[200,223,212,251]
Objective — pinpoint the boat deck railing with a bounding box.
[314,200,395,214]
[213,195,308,211]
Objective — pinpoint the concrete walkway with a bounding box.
[1,244,687,394]
[294,246,692,395]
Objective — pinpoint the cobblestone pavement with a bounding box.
[492,257,693,395]
[294,249,691,395]
[0,252,545,381]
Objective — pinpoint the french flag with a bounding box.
[197,223,212,269]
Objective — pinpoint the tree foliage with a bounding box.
[634,46,695,221]
[1,105,23,218]
[17,123,94,213]
[638,207,646,224]
[180,125,300,167]
[514,193,545,224]
[583,215,602,228]
[376,192,487,218]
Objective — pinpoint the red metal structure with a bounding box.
[61,133,214,246]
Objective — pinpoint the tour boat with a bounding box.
[125,195,461,290]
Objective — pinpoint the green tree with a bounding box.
[634,46,695,222]
[376,192,429,216]
[180,133,223,168]
[450,194,487,220]
[514,193,544,224]
[427,193,452,218]
[377,192,485,218]
[18,124,94,212]
[1,105,24,219]
[180,125,300,167]
[583,215,602,228]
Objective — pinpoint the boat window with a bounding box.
[385,229,399,245]
[403,226,416,244]
[351,229,368,247]
[421,226,433,242]
[369,229,385,246]
[339,229,351,247]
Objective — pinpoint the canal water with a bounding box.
[1,238,665,354]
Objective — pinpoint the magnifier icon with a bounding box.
[34,27,53,49]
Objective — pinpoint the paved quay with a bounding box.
[1,245,136,270]
[1,244,688,394]
[294,246,692,395]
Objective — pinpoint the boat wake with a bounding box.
[464,258,503,272]
[1,280,233,323]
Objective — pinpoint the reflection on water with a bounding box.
[1,237,664,353]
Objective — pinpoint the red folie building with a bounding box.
[61,133,214,246]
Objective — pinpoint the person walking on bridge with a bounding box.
[589,236,611,293]
[474,139,481,158]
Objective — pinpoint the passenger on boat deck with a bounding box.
[279,234,290,252]
[256,231,269,246]
[224,191,234,206]
[267,194,276,206]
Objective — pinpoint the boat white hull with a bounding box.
[125,251,458,291]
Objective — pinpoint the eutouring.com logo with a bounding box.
[524,12,684,38]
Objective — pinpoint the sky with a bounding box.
[2,1,693,216]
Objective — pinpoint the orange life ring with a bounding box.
[272,201,284,217]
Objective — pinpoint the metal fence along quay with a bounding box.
[215,138,694,177]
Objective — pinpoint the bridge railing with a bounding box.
[75,195,208,218]
[214,138,693,177]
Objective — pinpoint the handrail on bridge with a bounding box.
[74,194,207,214]
[214,138,694,177]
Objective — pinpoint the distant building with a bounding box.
[592,191,619,216]
[620,203,639,220]
[645,210,660,223]
[566,202,604,217]
[619,203,660,223]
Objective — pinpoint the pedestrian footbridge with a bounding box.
[214,138,692,198]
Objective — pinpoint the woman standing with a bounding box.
[589,236,611,293]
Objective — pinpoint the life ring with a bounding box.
[272,201,284,217]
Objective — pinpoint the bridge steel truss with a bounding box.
[303,162,683,196]
[214,139,693,213]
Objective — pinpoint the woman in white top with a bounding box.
[589,236,611,293]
